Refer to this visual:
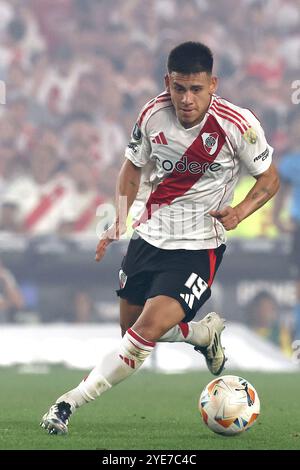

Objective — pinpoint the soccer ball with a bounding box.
[199,375,260,436]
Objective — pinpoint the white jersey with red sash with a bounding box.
[125,92,273,250]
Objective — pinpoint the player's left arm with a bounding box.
[210,163,280,230]
[210,107,281,231]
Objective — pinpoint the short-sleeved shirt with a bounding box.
[125,92,273,250]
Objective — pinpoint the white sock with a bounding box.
[158,322,192,342]
[158,321,210,346]
[56,328,155,410]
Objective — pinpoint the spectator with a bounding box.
[0,261,24,323]
[3,131,75,234]
[0,201,22,232]
[245,291,292,355]
[0,0,298,238]
[63,160,105,234]
[273,115,300,342]
[73,290,99,323]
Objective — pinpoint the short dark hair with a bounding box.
[167,41,213,75]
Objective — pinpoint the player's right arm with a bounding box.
[95,113,151,262]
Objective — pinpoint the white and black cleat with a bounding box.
[40,401,72,435]
[193,312,227,376]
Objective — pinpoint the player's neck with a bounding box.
[178,110,207,129]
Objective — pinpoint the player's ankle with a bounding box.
[187,322,210,347]
[56,388,87,410]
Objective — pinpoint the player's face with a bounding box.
[165,72,217,128]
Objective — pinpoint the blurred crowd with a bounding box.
[0,0,299,236]
[0,0,300,343]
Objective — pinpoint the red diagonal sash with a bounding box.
[135,114,226,227]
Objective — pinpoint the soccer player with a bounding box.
[41,42,279,434]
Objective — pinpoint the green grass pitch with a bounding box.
[0,366,299,450]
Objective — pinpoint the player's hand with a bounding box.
[210,206,241,231]
[95,221,126,262]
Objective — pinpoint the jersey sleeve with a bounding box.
[235,110,273,176]
[124,107,152,168]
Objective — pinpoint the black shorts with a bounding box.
[116,235,226,322]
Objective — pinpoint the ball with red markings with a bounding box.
[199,375,260,436]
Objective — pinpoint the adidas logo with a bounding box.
[180,272,208,309]
[180,293,196,309]
[119,354,135,369]
[151,132,168,145]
